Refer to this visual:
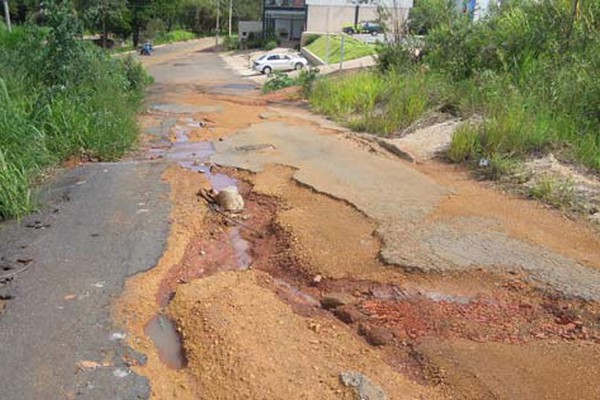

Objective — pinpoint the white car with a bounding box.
[253,53,309,75]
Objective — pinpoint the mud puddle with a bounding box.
[145,314,187,370]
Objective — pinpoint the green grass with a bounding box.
[305,34,375,64]
[310,70,445,136]
[0,8,150,219]
[154,30,197,45]
[448,123,480,163]
[529,177,577,209]
[305,1,600,178]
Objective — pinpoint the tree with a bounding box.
[77,0,130,46]
[152,0,182,31]
[129,0,153,47]
[407,0,458,35]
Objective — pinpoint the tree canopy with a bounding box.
[4,0,263,45]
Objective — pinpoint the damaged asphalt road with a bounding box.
[2,38,600,400]
[0,161,170,399]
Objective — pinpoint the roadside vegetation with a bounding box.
[262,69,319,96]
[0,2,151,219]
[10,0,263,49]
[305,34,376,64]
[306,0,600,175]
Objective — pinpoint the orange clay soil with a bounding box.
[169,270,440,400]
[114,166,210,399]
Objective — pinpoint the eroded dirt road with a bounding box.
[110,40,600,399]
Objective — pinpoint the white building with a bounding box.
[305,0,413,33]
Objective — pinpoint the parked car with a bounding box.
[253,53,308,75]
[342,21,383,36]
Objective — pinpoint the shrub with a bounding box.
[264,40,277,51]
[262,71,295,93]
[224,34,240,50]
[303,33,321,47]
[298,68,319,97]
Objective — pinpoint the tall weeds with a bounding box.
[0,2,151,219]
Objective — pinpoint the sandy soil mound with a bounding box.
[170,270,437,400]
[418,338,600,400]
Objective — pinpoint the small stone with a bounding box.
[215,187,244,212]
[259,113,270,120]
[320,292,356,310]
[308,322,321,333]
[312,275,323,285]
[113,368,130,378]
[359,324,394,346]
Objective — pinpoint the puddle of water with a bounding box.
[145,314,187,370]
[167,141,215,161]
[213,83,257,91]
[207,173,238,191]
[174,127,189,143]
[273,279,320,307]
[182,117,207,129]
[151,104,223,114]
[230,228,252,269]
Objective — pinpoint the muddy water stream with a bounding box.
[145,116,253,369]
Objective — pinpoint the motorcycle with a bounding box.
[140,42,153,56]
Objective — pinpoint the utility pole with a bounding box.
[2,0,11,33]
[228,0,233,37]
[215,0,220,51]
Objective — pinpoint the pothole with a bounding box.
[145,314,187,370]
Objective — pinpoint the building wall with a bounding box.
[306,4,410,33]
[306,0,412,6]
[238,21,262,40]
[306,5,374,32]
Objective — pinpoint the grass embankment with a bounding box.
[154,29,198,45]
[305,34,375,64]
[0,4,151,219]
[308,1,600,174]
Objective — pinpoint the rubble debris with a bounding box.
[340,371,388,400]
[320,292,356,310]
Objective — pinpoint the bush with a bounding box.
[303,33,321,47]
[262,71,294,93]
[263,40,277,51]
[297,68,319,97]
[224,34,240,50]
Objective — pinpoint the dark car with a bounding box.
[343,21,383,36]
